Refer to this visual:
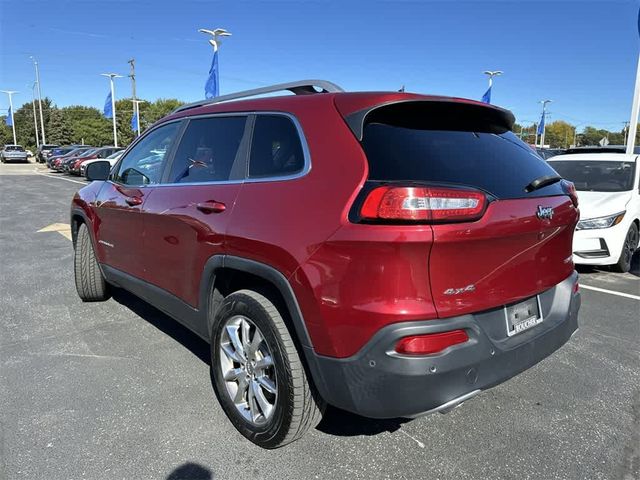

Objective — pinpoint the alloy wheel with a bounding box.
[623,227,638,268]
[219,315,277,425]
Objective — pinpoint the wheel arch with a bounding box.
[201,255,314,349]
[70,208,89,247]
[201,255,333,405]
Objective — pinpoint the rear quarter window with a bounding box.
[248,115,305,179]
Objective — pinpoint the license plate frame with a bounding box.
[504,295,543,337]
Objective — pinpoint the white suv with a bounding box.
[549,153,639,272]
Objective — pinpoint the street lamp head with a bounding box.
[483,70,503,77]
[199,28,232,37]
[199,28,232,50]
[100,73,123,78]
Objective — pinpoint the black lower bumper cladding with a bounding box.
[308,272,580,419]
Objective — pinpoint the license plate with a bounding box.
[504,296,542,337]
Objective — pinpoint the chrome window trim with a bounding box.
[109,118,186,188]
[150,110,311,188]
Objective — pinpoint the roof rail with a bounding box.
[172,79,344,114]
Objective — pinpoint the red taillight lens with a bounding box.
[395,330,469,355]
[361,186,487,223]
[573,281,579,294]
[562,180,579,208]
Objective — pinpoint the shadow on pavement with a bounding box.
[317,405,408,437]
[166,462,213,480]
[111,288,211,366]
[112,289,410,438]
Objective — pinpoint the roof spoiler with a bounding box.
[344,99,516,140]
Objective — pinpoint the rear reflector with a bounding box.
[395,330,469,355]
[361,186,486,223]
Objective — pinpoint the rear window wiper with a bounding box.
[525,174,562,192]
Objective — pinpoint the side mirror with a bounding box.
[86,161,112,181]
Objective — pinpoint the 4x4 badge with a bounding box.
[537,205,554,220]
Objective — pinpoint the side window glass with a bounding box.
[249,115,305,178]
[168,116,248,183]
[113,122,180,186]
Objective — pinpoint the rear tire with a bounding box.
[210,289,324,448]
[611,223,639,273]
[74,223,110,301]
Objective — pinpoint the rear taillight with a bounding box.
[360,186,487,223]
[561,180,578,208]
[395,330,469,355]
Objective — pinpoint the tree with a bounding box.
[512,122,537,145]
[47,108,74,145]
[0,117,10,146]
[580,126,611,146]
[141,99,183,127]
[12,101,39,150]
[62,105,112,145]
[544,121,575,148]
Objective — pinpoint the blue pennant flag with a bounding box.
[103,90,113,119]
[537,111,546,135]
[130,109,138,131]
[4,105,12,126]
[481,86,491,104]
[204,49,219,99]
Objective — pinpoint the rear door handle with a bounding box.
[125,197,143,206]
[196,201,226,214]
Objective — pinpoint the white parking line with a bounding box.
[580,284,640,301]
[34,168,87,185]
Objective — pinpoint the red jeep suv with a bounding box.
[72,80,581,448]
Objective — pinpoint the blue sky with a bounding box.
[0,0,638,131]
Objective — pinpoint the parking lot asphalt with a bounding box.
[1,163,638,480]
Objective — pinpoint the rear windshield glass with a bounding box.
[361,123,564,199]
[5,146,24,151]
[549,160,636,192]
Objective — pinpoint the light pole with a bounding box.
[622,122,629,147]
[482,70,503,103]
[30,57,46,145]
[1,90,18,145]
[627,52,640,154]
[28,83,40,147]
[198,27,232,98]
[131,99,146,136]
[128,59,137,126]
[538,99,552,148]
[101,73,122,147]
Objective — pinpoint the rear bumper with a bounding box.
[306,271,580,418]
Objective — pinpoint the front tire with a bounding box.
[210,289,324,448]
[74,223,110,301]
[611,223,639,273]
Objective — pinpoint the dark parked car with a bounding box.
[36,144,60,163]
[51,147,94,172]
[69,147,123,175]
[72,80,581,448]
[48,146,92,169]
